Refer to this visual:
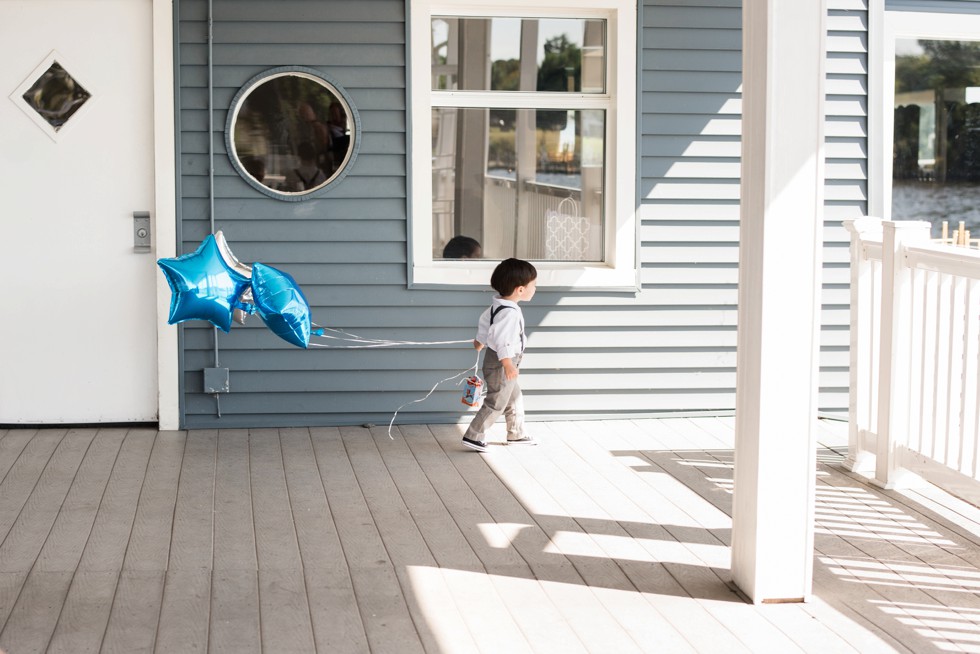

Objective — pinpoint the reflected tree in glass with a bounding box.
[893,40,980,234]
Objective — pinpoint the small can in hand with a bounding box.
[462,376,483,407]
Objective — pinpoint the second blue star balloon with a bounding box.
[251,262,312,348]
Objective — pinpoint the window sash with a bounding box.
[409,0,636,289]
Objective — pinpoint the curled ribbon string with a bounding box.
[386,348,482,439]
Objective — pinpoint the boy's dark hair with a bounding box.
[442,235,482,258]
[490,258,537,296]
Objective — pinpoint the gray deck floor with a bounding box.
[2,418,980,653]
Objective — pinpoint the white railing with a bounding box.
[846,218,980,504]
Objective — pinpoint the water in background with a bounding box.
[893,180,980,237]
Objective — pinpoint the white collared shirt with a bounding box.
[475,296,525,360]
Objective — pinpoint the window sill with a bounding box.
[410,261,639,291]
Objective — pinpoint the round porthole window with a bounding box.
[225,67,359,200]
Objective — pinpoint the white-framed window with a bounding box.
[875,7,980,232]
[409,0,637,288]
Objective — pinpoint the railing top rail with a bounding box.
[905,241,980,280]
[863,240,883,262]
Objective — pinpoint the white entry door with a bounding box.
[0,0,158,423]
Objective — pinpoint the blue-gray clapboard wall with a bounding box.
[174,0,866,429]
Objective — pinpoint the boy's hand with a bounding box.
[473,340,484,351]
[502,358,518,380]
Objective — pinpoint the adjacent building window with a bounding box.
[892,39,980,235]
[410,0,636,288]
[883,11,980,237]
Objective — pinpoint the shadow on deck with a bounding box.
[1,418,979,653]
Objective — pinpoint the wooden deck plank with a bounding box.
[32,429,127,573]
[247,429,316,651]
[70,429,156,574]
[212,429,257,571]
[0,572,27,636]
[533,422,798,654]
[279,427,370,654]
[342,425,478,654]
[100,570,165,654]
[0,429,36,486]
[568,422,872,654]
[398,424,586,654]
[258,568,317,652]
[308,426,426,654]
[661,417,733,450]
[155,569,211,654]
[798,594,911,654]
[815,466,980,653]
[428,423,653,654]
[5,422,980,653]
[494,426,702,654]
[0,429,96,573]
[209,570,260,653]
[397,423,531,574]
[46,570,118,653]
[374,425,527,654]
[249,428,303,569]
[586,421,734,542]
[761,601,862,653]
[0,570,72,653]
[122,431,185,572]
[169,430,216,571]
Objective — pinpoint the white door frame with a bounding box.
[153,0,179,430]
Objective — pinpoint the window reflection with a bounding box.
[432,107,604,261]
[431,17,606,93]
[22,61,91,131]
[893,39,980,233]
[230,72,354,196]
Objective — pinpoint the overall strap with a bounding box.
[489,305,524,352]
[489,305,512,323]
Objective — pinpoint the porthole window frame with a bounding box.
[224,66,361,202]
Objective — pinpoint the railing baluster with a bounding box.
[852,219,980,499]
[974,304,980,479]
[909,267,924,455]
[871,259,881,442]
[961,278,979,476]
[948,274,967,469]
[924,270,938,462]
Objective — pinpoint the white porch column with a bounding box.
[732,0,827,603]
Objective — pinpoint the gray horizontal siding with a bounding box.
[174,0,867,429]
[641,0,867,416]
[177,0,417,428]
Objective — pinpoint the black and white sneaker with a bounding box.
[462,437,489,452]
[506,436,537,446]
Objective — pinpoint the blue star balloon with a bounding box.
[157,234,251,332]
[250,262,312,348]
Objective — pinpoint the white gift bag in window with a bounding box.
[545,197,597,261]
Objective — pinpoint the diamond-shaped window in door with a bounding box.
[10,51,95,142]
[23,61,91,129]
